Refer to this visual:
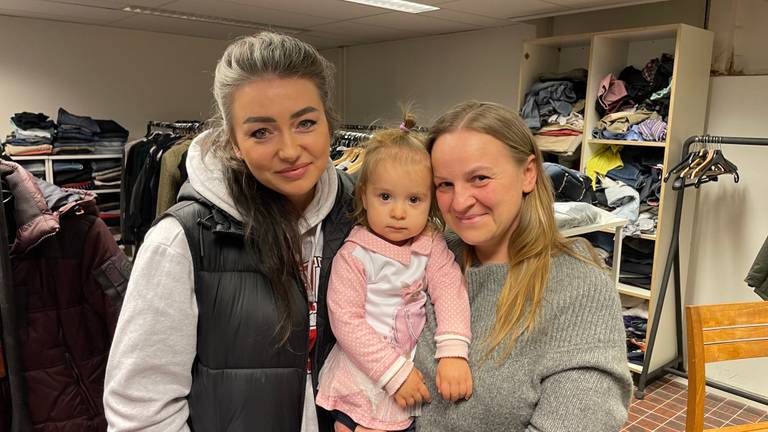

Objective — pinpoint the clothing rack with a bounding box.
[636,135,768,404]
[339,123,429,133]
[145,120,203,136]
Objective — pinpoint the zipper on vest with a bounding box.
[64,352,99,415]
[196,215,214,257]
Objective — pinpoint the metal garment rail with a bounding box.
[635,135,768,405]
[145,120,202,136]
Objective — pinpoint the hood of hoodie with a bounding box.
[187,130,338,234]
[1,160,97,256]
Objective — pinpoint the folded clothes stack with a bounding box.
[1,112,56,155]
[17,160,46,178]
[54,108,129,155]
[521,68,588,157]
[54,160,95,189]
[94,119,129,155]
[55,108,99,154]
[623,303,648,365]
[93,158,122,187]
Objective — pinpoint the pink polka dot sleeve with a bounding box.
[425,234,472,359]
[327,242,405,385]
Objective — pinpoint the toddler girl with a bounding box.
[317,114,472,432]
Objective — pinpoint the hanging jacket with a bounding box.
[0,160,129,432]
[746,236,768,300]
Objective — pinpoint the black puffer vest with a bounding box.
[162,171,355,431]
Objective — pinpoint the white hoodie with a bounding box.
[104,131,338,432]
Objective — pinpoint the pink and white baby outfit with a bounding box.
[316,226,471,430]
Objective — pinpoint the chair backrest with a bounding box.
[686,301,768,432]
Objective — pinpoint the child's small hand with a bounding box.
[436,357,473,402]
[394,367,432,409]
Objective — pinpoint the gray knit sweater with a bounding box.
[414,250,632,432]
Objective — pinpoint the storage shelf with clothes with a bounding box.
[582,24,713,391]
[1,109,129,233]
[518,32,592,169]
[588,139,666,148]
[8,154,124,228]
[518,23,714,390]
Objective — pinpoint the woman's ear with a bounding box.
[522,154,537,194]
[231,139,242,159]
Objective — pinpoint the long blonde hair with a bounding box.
[427,101,602,360]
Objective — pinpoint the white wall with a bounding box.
[682,75,768,397]
[328,25,535,126]
[552,0,705,35]
[0,15,228,140]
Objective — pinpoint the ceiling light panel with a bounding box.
[342,0,439,14]
[121,5,301,33]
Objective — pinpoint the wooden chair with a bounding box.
[686,301,768,432]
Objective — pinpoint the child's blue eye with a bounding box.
[379,193,391,201]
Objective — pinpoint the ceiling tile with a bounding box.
[439,0,563,19]
[112,13,253,39]
[41,0,175,8]
[351,11,478,34]
[0,0,128,24]
[546,0,664,7]
[298,30,367,47]
[422,8,510,26]
[297,33,348,50]
[222,0,385,21]
[159,0,335,29]
[308,20,425,44]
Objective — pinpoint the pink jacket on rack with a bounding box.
[317,226,471,430]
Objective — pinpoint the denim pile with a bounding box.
[592,53,674,142]
[55,108,129,155]
[1,112,56,155]
[521,68,587,159]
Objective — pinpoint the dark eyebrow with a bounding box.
[242,106,318,124]
[243,116,275,124]
[290,106,318,119]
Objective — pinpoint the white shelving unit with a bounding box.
[519,24,714,392]
[11,154,122,194]
[560,216,627,289]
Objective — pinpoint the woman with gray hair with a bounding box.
[104,32,355,431]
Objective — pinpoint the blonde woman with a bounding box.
[414,101,632,431]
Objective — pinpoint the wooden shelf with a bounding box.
[559,217,627,238]
[588,139,666,148]
[598,227,656,241]
[618,282,652,300]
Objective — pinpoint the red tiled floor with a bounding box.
[621,375,768,431]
